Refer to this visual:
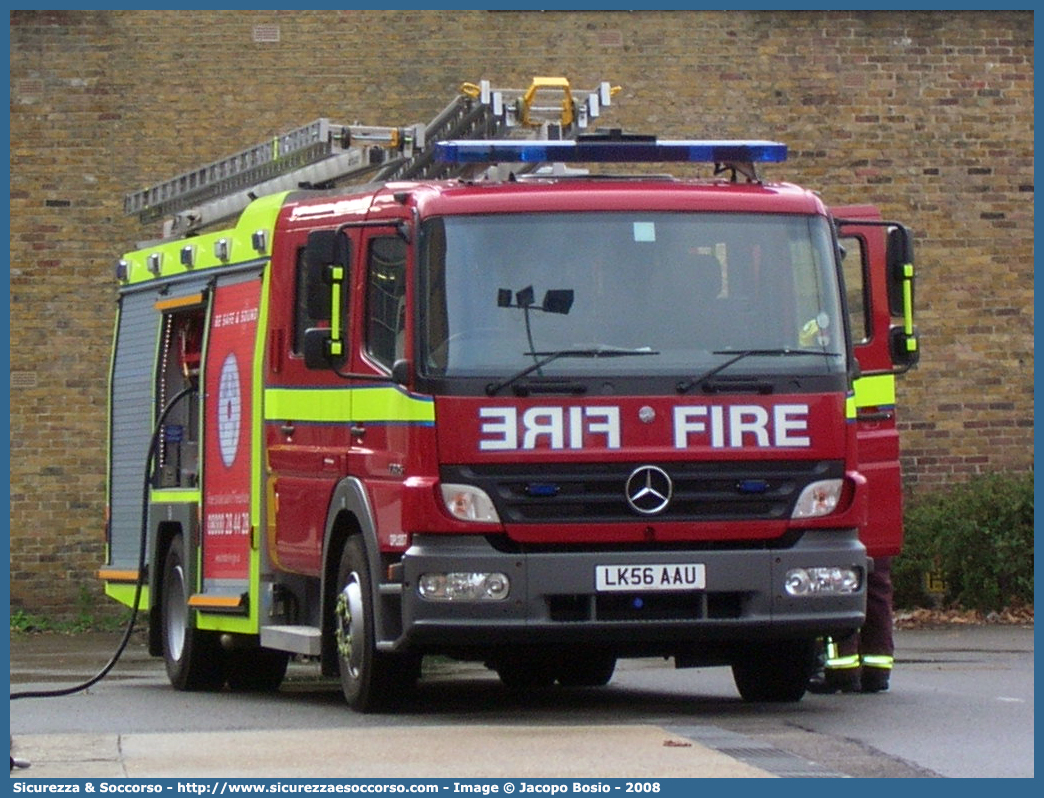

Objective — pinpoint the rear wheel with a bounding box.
[160,535,225,691]
[731,639,817,703]
[334,536,419,712]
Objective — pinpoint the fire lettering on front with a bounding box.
[478,406,621,451]
[476,404,812,451]
[673,404,810,448]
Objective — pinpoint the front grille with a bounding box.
[442,460,842,523]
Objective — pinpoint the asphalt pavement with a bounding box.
[7,631,781,779]
[8,624,1034,779]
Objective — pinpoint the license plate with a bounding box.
[595,563,706,592]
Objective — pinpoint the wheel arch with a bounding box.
[319,478,383,676]
[148,520,185,656]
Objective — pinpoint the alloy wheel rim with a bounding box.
[334,572,364,679]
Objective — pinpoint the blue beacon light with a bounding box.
[434,138,788,165]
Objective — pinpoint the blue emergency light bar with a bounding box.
[434,138,788,165]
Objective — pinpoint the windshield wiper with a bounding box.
[676,348,842,395]
[485,346,659,396]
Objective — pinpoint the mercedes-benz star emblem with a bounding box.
[625,465,673,515]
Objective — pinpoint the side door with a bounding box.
[263,227,356,576]
[200,275,262,603]
[348,230,415,551]
[834,205,912,557]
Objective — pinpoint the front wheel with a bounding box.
[492,652,557,690]
[160,535,225,691]
[334,536,419,712]
[731,639,817,703]
[556,651,617,687]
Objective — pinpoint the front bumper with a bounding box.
[399,528,866,651]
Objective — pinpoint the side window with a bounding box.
[366,236,407,368]
[839,234,870,344]
[292,248,316,355]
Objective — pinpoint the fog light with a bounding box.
[784,567,861,596]
[418,572,510,601]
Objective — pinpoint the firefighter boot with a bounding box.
[860,667,889,692]
[860,655,893,693]
[806,638,829,692]
[808,637,861,693]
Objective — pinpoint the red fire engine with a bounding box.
[100,78,917,710]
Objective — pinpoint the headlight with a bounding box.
[791,479,843,518]
[418,572,511,601]
[440,483,500,523]
[784,567,861,596]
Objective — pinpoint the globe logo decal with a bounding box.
[217,352,241,468]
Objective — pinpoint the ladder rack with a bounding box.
[124,119,422,231]
[126,78,619,238]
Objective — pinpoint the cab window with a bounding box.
[839,234,870,344]
[365,236,407,368]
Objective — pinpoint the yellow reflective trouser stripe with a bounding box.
[826,654,861,670]
[264,386,434,424]
[862,654,895,670]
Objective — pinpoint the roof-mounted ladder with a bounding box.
[125,77,620,238]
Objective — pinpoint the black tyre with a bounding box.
[334,536,419,712]
[731,639,817,703]
[556,651,617,687]
[226,645,290,692]
[160,535,225,691]
[493,654,558,690]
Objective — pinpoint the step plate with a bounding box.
[260,625,322,656]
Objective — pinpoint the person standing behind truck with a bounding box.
[808,557,895,693]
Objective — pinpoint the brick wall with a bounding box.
[9,10,1033,618]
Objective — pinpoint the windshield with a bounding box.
[418,212,845,380]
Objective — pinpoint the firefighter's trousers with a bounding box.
[822,557,894,692]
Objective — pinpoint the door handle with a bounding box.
[856,410,894,422]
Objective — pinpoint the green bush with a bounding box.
[893,470,1034,611]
